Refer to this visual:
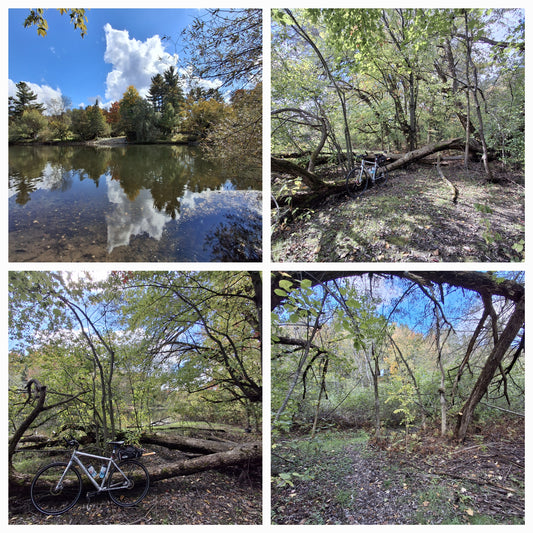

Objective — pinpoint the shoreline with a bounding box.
[9,135,199,147]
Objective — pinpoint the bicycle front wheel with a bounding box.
[108,459,149,507]
[30,462,82,515]
[346,167,369,198]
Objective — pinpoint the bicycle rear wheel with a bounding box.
[376,166,388,185]
[30,462,82,515]
[107,459,149,507]
[346,167,369,197]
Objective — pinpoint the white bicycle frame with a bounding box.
[57,448,131,494]
[362,159,379,183]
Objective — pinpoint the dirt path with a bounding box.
[272,162,524,262]
[272,424,524,525]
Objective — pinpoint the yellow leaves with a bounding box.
[465,508,474,517]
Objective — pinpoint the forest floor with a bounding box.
[9,467,261,525]
[8,429,262,525]
[271,417,524,525]
[271,161,524,262]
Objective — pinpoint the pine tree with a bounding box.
[10,81,45,119]
[86,100,109,139]
[148,73,165,112]
[162,66,185,112]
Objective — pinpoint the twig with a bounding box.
[479,401,524,417]
[436,153,459,203]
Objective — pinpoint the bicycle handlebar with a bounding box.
[354,152,389,166]
[63,437,80,449]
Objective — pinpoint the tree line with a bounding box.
[9,9,262,169]
[9,271,262,462]
[8,71,257,146]
[271,271,524,442]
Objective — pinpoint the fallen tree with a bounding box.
[148,441,261,483]
[8,379,262,494]
[140,432,236,454]
[9,433,261,494]
[272,136,495,209]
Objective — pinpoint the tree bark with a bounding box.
[145,441,261,483]
[271,156,324,190]
[454,295,524,441]
[463,10,493,181]
[383,137,464,171]
[8,380,46,473]
[140,433,235,454]
[369,344,381,437]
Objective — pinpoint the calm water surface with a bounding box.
[9,144,262,262]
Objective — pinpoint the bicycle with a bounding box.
[30,438,151,515]
[346,152,389,198]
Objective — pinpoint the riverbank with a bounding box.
[9,134,199,147]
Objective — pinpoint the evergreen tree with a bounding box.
[159,102,179,136]
[10,81,45,119]
[86,100,110,139]
[162,66,185,112]
[148,73,165,112]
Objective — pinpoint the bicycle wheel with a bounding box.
[376,166,388,186]
[30,462,82,515]
[346,167,369,197]
[107,459,149,507]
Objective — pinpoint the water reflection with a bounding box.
[9,144,262,262]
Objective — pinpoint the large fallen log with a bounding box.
[9,439,262,494]
[271,137,474,210]
[271,157,324,190]
[383,137,464,171]
[148,441,261,482]
[140,433,236,454]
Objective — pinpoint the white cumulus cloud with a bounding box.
[103,23,179,102]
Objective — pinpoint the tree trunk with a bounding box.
[454,295,525,441]
[137,442,261,483]
[271,156,324,190]
[8,380,46,473]
[463,10,493,181]
[140,433,235,454]
[273,292,327,424]
[384,137,464,171]
[284,9,354,170]
[310,357,328,439]
[435,317,448,436]
[369,343,381,437]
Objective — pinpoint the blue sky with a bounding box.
[9,8,221,111]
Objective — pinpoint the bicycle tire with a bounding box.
[30,462,82,515]
[376,166,388,185]
[107,459,149,507]
[346,167,369,198]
